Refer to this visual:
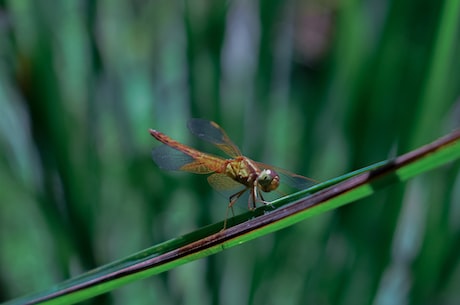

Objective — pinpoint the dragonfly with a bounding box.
[149,119,315,215]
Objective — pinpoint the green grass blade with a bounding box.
[410,0,460,146]
[4,129,460,305]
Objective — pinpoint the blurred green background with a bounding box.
[1,0,459,304]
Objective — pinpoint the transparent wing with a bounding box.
[187,118,242,158]
[207,173,250,209]
[254,162,317,191]
[152,145,223,174]
[207,173,245,191]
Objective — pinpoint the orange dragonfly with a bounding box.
[149,119,315,212]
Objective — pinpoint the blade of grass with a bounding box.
[411,0,460,147]
[4,129,460,305]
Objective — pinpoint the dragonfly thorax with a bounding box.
[257,169,280,192]
[224,157,256,185]
[223,157,280,193]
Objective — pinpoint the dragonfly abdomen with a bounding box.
[150,129,226,173]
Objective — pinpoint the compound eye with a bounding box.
[257,169,280,192]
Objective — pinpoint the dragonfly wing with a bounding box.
[187,119,242,158]
[207,173,245,191]
[278,170,317,191]
[207,173,250,208]
[152,145,215,174]
[254,162,317,190]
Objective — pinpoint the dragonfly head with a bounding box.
[257,169,280,192]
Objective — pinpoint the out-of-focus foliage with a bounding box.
[0,0,459,304]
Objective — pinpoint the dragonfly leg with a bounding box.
[255,190,273,206]
[259,192,265,202]
[253,191,275,213]
[258,191,275,210]
[250,187,273,209]
[249,186,260,210]
[229,188,249,208]
[222,188,249,230]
